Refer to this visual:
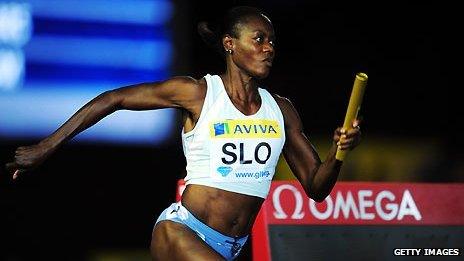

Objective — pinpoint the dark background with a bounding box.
[1,1,459,260]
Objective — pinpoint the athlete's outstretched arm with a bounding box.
[274,95,361,202]
[5,76,203,179]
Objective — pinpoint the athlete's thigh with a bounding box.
[151,220,225,261]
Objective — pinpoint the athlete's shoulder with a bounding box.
[270,93,294,110]
[166,75,204,88]
[163,75,207,98]
[270,93,301,127]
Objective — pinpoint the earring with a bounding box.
[227,49,233,54]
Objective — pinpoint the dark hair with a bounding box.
[197,6,271,56]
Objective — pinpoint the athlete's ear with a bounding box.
[223,35,234,53]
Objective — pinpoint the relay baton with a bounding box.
[335,72,368,161]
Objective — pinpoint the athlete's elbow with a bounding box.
[304,178,327,202]
[100,90,122,110]
[310,193,328,203]
[307,188,328,203]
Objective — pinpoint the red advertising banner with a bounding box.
[251,181,464,261]
[261,181,464,225]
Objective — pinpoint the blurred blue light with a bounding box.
[0,2,32,46]
[28,0,173,25]
[32,18,170,40]
[24,35,172,70]
[24,64,169,87]
[0,0,175,145]
[0,48,24,91]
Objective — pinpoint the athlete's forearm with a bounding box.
[40,91,119,150]
[308,144,342,202]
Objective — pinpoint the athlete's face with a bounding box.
[227,15,275,79]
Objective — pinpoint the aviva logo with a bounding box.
[210,119,281,138]
[214,122,230,136]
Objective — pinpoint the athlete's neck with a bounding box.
[220,69,259,104]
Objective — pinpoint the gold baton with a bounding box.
[336,72,368,161]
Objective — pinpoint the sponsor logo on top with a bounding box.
[211,119,281,138]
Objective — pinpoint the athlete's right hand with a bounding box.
[5,143,54,180]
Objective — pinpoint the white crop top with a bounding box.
[182,74,286,198]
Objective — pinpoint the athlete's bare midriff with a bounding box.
[181,184,264,237]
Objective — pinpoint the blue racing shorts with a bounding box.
[155,202,249,260]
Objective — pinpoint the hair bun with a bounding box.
[197,21,218,48]
[197,21,210,34]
